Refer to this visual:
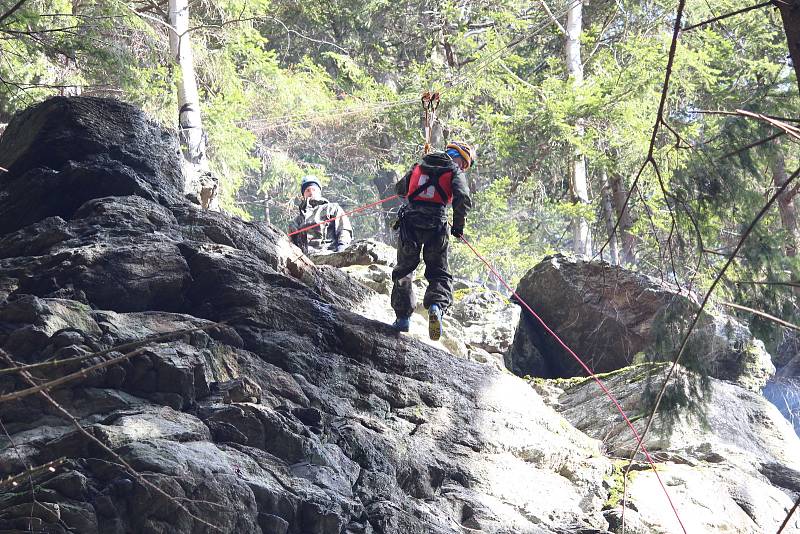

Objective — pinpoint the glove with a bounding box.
[450,226,464,238]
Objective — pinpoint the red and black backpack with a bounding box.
[406,165,454,205]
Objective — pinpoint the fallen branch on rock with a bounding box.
[0,318,230,377]
[0,349,225,532]
[0,458,64,490]
[0,346,150,404]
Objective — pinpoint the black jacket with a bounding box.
[395,151,472,231]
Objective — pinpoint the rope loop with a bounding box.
[421,91,440,155]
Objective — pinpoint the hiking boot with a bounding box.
[391,316,411,332]
[428,304,442,341]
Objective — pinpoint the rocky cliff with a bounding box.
[0,97,797,534]
[0,98,613,533]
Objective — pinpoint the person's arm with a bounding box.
[450,170,472,237]
[289,213,308,252]
[395,167,414,197]
[332,204,353,252]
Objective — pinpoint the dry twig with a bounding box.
[777,495,800,534]
[719,301,800,332]
[0,319,228,377]
[683,1,772,32]
[0,458,64,490]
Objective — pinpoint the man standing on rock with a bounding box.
[290,175,353,255]
[390,142,475,340]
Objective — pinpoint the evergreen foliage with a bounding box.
[0,0,798,345]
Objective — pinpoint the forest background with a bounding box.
[1,0,799,353]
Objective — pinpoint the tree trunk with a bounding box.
[600,170,620,265]
[775,0,800,95]
[565,0,592,257]
[610,173,636,265]
[58,0,82,96]
[168,0,216,209]
[773,139,799,257]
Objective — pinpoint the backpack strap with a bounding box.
[407,168,449,204]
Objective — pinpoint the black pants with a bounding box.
[391,216,452,319]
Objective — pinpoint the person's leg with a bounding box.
[391,234,422,325]
[421,227,452,340]
[421,228,453,312]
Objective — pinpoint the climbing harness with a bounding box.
[421,91,440,155]
[458,235,687,534]
[393,205,416,248]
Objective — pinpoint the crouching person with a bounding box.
[289,175,353,255]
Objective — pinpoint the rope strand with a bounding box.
[287,194,400,237]
[458,235,687,534]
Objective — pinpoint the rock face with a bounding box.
[317,240,520,368]
[764,377,800,437]
[311,239,396,269]
[531,363,800,534]
[506,255,774,391]
[0,98,613,533]
[765,331,800,437]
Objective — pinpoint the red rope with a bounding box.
[287,194,400,237]
[459,235,688,534]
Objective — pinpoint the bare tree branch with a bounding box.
[0,0,29,25]
[538,0,565,34]
[720,300,800,332]
[777,494,800,534]
[0,349,224,532]
[736,109,800,141]
[734,279,800,288]
[719,131,785,160]
[185,14,350,55]
[691,109,800,124]
[0,346,153,404]
[0,319,228,376]
[0,458,64,490]
[623,166,800,524]
[683,1,772,32]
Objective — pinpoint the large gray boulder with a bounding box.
[507,255,774,391]
[0,97,186,235]
[0,98,613,533]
